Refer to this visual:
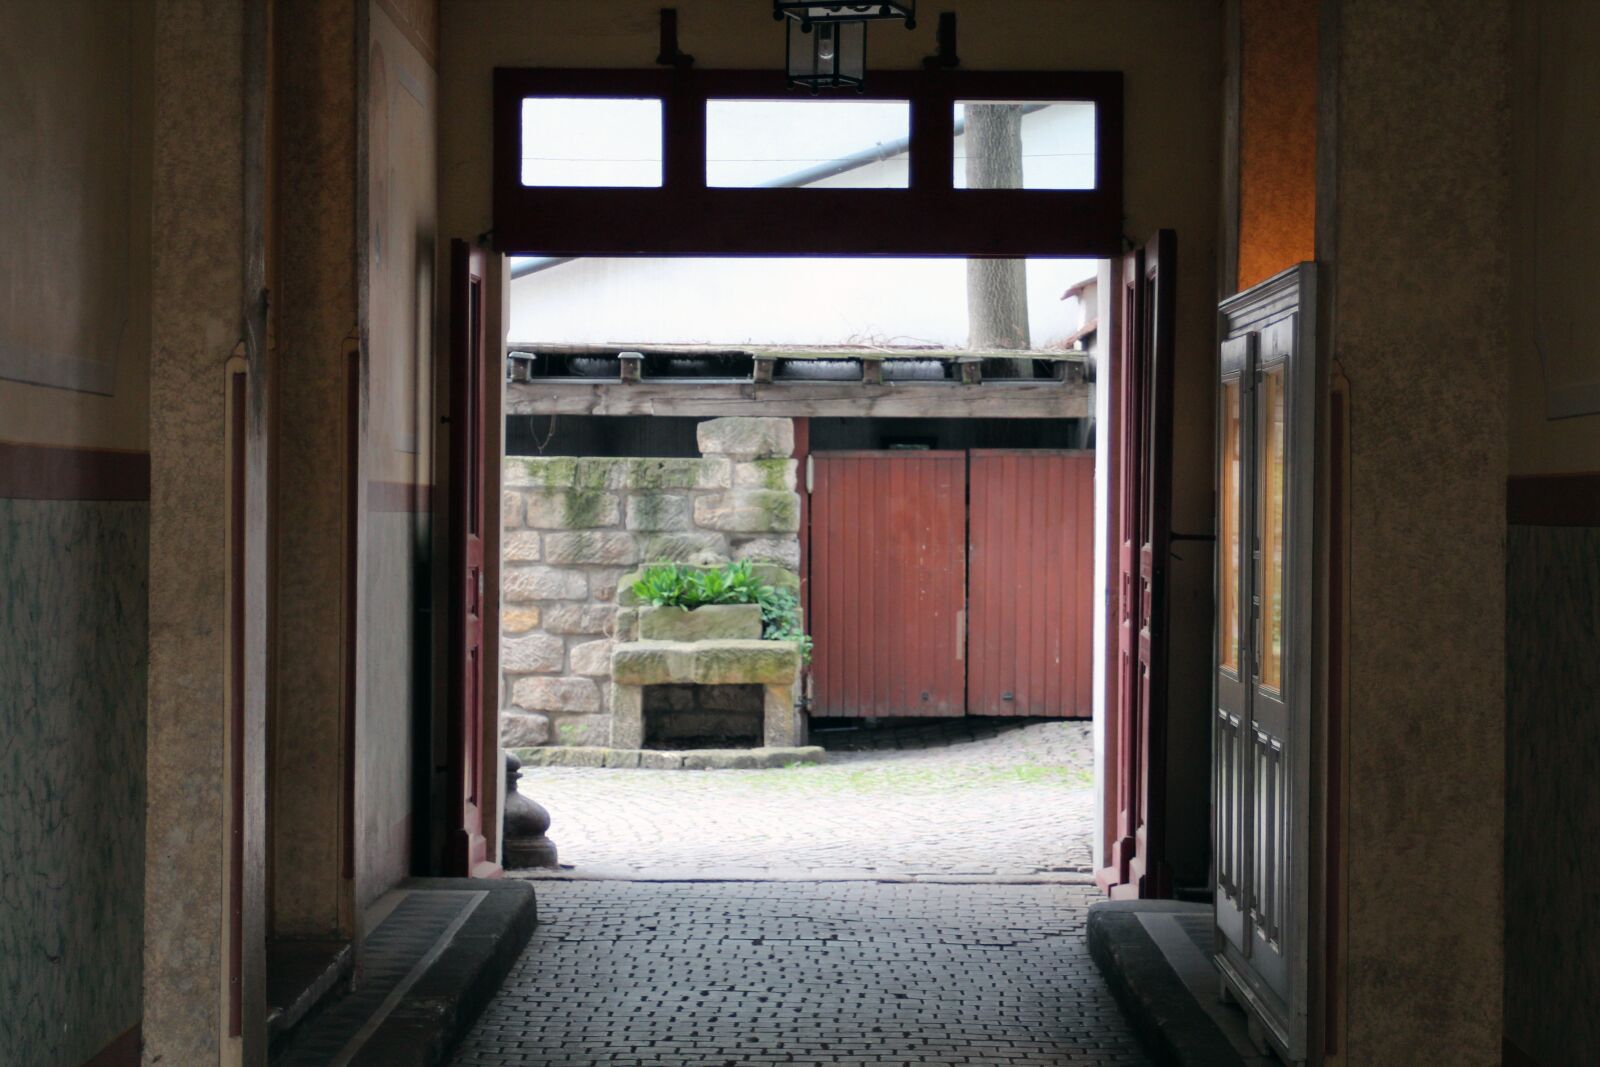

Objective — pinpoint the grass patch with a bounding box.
[736,762,1093,795]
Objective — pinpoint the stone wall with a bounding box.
[500,417,800,747]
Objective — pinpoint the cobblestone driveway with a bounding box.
[520,721,1096,879]
[451,881,1148,1067]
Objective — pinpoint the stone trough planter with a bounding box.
[638,603,763,642]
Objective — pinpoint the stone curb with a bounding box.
[1087,901,1257,1067]
[509,745,825,770]
[345,878,538,1067]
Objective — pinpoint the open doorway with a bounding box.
[495,244,1106,880]
[441,61,1194,1067]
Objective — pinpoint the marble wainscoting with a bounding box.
[0,499,148,1066]
[1505,523,1600,1066]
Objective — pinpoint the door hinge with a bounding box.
[805,454,814,493]
[955,609,966,660]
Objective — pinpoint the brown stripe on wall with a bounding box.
[1507,472,1600,527]
[368,480,432,513]
[0,442,151,501]
[80,1025,140,1067]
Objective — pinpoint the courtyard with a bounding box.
[516,720,1097,880]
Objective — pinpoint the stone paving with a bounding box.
[450,880,1150,1067]
[518,720,1096,878]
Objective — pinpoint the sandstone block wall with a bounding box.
[500,417,801,747]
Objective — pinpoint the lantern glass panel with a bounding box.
[953,101,1097,190]
[787,19,866,91]
[706,100,909,187]
[520,97,663,187]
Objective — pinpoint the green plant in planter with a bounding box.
[757,584,813,664]
[630,562,812,663]
[631,563,693,607]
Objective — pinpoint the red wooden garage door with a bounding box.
[967,450,1095,717]
[810,451,968,718]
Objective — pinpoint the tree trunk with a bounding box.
[964,104,1033,377]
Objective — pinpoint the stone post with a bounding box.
[502,751,558,870]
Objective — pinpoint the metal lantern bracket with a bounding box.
[656,9,695,68]
[773,2,916,29]
[923,12,959,70]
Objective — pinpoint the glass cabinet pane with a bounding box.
[1220,379,1242,673]
[1258,367,1287,691]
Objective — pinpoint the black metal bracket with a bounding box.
[656,9,695,68]
[923,12,959,70]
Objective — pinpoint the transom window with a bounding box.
[493,69,1121,257]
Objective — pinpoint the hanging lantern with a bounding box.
[774,3,915,92]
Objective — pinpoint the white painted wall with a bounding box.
[510,255,1095,348]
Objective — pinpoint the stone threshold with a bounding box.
[509,744,825,769]
[270,879,537,1067]
[1087,900,1278,1067]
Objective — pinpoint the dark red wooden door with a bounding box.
[1099,230,1176,899]
[967,450,1095,717]
[811,451,967,718]
[447,239,495,878]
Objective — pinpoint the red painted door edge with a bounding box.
[447,239,500,880]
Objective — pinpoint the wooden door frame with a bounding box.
[1097,230,1175,899]
[446,239,500,879]
[492,68,1123,258]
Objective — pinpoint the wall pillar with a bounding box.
[145,0,268,1064]
[1320,1,1508,1061]
[269,0,359,943]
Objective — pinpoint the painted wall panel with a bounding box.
[357,1,438,909]
[1508,0,1600,474]
[0,0,152,451]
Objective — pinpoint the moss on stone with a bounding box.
[519,456,576,487]
[754,490,799,530]
[561,487,609,529]
[749,458,791,491]
[575,457,627,490]
[629,491,684,530]
[625,458,705,490]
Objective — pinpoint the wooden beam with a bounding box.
[503,340,1090,364]
[505,380,1091,419]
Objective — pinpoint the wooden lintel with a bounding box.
[505,380,1091,419]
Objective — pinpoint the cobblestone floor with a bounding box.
[450,880,1149,1067]
[520,720,1096,879]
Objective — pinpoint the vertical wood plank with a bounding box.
[967,450,1095,718]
